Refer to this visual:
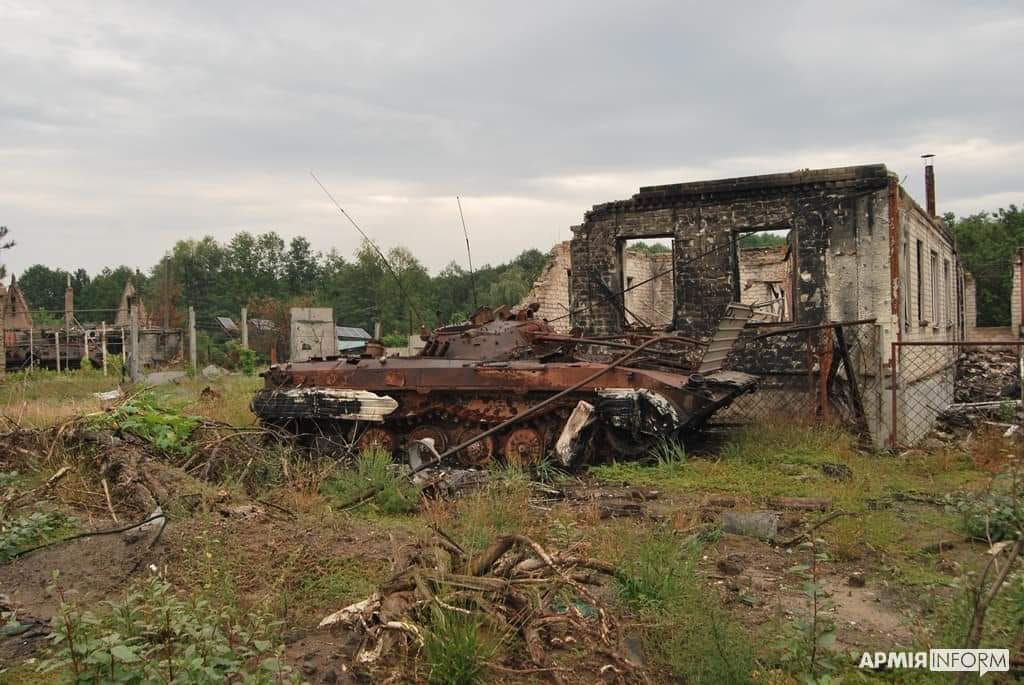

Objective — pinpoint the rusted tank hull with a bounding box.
[253,358,755,464]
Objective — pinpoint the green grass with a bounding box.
[423,607,497,685]
[615,531,757,684]
[445,480,532,554]
[322,447,420,516]
[299,558,385,607]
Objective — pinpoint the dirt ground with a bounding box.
[1,373,1021,683]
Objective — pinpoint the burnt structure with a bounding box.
[562,164,965,446]
[253,306,757,465]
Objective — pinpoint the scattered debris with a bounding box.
[200,364,228,379]
[820,462,853,481]
[722,511,780,541]
[316,530,636,678]
[767,496,831,512]
[954,349,1021,403]
[92,388,124,402]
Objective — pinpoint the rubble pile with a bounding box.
[954,349,1021,403]
[317,530,639,681]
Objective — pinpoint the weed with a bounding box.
[299,558,385,607]
[649,437,687,466]
[423,607,496,685]
[93,393,200,455]
[775,538,838,683]
[0,511,70,562]
[322,447,420,515]
[947,491,1023,542]
[448,481,530,553]
[39,575,295,683]
[531,456,570,484]
[615,532,756,683]
[616,534,690,610]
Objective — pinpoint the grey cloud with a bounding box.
[1,0,1021,276]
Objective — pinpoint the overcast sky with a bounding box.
[2,1,1022,277]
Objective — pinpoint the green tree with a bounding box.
[0,226,13,281]
[948,206,1024,326]
[285,236,321,296]
[17,264,67,312]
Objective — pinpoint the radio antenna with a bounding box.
[311,171,423,326]
[456,196,478,309]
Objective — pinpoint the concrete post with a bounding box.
[241,306,249,350]
[129,297,140,381]
[101,322,108,376]
[188,306,197,372]
[55,331,61,372]
[28,327,33,372]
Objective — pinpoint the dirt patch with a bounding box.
[700,533,915,650]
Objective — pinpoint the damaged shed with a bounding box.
[562,163,966,446]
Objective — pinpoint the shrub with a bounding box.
[92,394,200,455]
[948,491,1023,542]
[39,576,294,683]
[226,341,259,376]
[0,511,69,562]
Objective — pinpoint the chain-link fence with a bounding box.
[890,341,1023,447]
[718,321,882,437]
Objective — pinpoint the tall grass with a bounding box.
[423,607,496,685]
[616,532,757,684]
[321,447,420,515]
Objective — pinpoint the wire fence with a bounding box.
[890,341,1023,447]
[718,322,881,436]
[3,325,182,373]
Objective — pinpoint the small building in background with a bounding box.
[290,307,335,361]
[336,325,371,354]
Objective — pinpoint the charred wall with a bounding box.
[568,166,893,378]
[569,165,892,340]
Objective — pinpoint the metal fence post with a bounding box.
[889,341,898,448]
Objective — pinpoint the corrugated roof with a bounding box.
[337,340,367,351]
[216,317,239,333]
[336,326,371,339]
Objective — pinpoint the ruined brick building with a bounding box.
[520,241,674,333]
[523,163,966,446]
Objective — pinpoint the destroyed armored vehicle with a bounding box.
[252,304,757,466]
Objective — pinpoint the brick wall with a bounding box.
[519,242,572,333]
[737,245,793,321]
[963,271,977,336]
[1013,248,1023,335]
[569,165,894,339]
[622,250,674,327]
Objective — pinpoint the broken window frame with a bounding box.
[616,236,676,329]
[943,259,952,329]
[915,239,924,325]
[731,226,796,324]
[930,249,940,328]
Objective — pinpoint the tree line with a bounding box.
[13,232,549,337]
[5,203,1022,335]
